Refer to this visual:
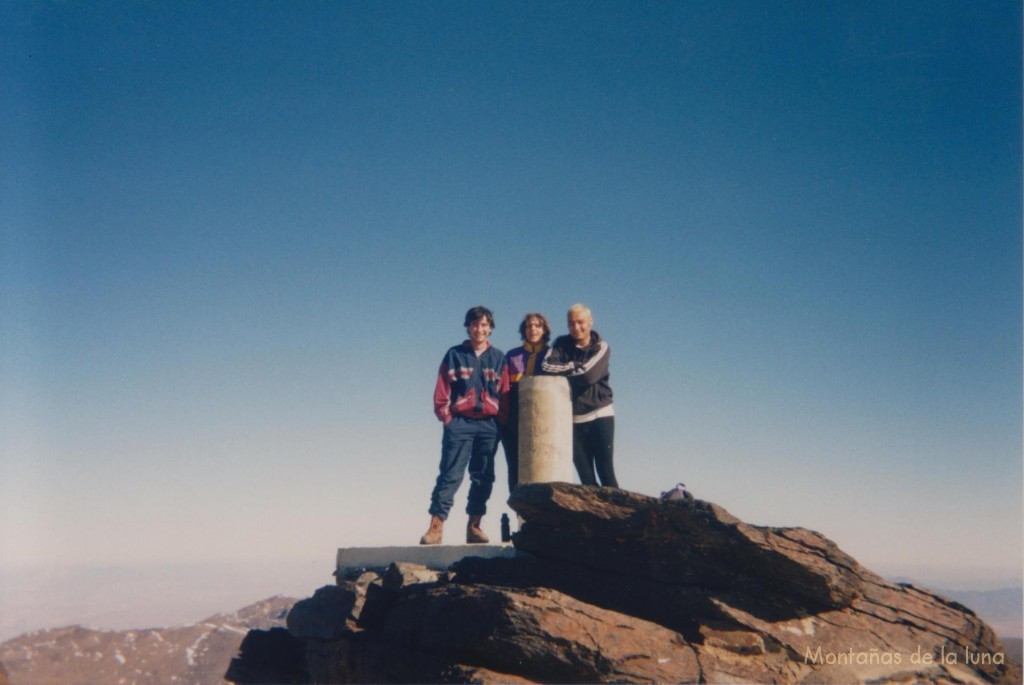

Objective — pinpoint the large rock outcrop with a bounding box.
[227,483,1021,684]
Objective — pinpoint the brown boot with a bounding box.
[466,515,489,544]
[419,515,444,545]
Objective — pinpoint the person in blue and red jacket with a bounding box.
[500,312,551,493]
[420,306,510,545]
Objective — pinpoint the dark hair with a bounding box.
[464,306,495,329]
[519,312,551,344]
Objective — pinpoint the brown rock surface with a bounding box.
[442,663,539,683]
[225,484,1020,684]
[508,482,871,613]
[380,584,702,683]
[286,585,360,641]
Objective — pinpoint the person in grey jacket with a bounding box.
[542,304,618,488]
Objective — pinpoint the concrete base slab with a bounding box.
[336,544,516,577]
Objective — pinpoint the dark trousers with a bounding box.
[500,414,519,492]
[573,416,617,487]
[429,416,498,519]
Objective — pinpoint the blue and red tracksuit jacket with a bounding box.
[433,341,510,426]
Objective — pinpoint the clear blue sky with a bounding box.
[2,1,1020,588]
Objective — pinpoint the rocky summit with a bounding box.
[226,483,1022,684]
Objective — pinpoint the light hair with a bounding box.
[567,303,593,322]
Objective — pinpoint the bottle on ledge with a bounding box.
[500,513,511,543]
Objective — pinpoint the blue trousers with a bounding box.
[429,416,499,519]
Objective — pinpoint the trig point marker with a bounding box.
[517,375,573,484]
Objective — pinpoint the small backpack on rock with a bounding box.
[660,482,694,504]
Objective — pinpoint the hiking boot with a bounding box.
[419,515,444,545]
[466,515,489,544]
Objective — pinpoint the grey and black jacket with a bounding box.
[542,330,613,417]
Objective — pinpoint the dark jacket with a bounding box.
[542,330,613,416]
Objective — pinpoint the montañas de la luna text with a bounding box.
[804,645,1006,667]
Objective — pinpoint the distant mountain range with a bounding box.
[938,586,1023,642]
[901,581,1019,643]
[0,596,295,685]
[899,585,1021,664]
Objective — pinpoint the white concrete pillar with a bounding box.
[517,375,574,484]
